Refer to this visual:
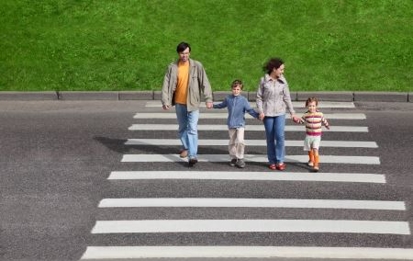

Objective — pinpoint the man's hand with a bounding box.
[162,105,170,110]
[206,102,213,109]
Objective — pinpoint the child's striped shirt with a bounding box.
[301,111,329,136]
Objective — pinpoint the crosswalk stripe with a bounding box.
[108,171,386,183]
[80,246,413,259]
[128,124,368,132]
[146,101,356,108]
[91,220,410,235]
[98,198,405,210]
[125,139,378,148]
[121,154,380,165]
[133,112,366,120]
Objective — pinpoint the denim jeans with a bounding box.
[175,104,199,159]
[263,114,286,164]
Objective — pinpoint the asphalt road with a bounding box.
[1,100,413,261]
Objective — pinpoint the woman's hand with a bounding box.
[291,114,301,123]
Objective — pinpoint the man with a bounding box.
[161,42,213,167]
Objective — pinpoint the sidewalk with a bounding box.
[0,91,411,102]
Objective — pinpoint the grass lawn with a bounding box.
[1,0,412,92]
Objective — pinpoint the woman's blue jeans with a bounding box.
[175,104,199,159]
[263,114,286,164]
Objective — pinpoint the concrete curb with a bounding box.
[0,91,411,102]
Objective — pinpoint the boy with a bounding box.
[298,97,330,172]
[212,80,259,168]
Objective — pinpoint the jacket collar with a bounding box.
[264,74,285,84]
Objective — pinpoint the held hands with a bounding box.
[206,101,213,109]
[259,113,265,121]
[291,114,301,124]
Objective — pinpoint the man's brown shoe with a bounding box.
[179,149,188,158]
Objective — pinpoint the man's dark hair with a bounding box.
[263,57,284,74]
[176,42,191,53]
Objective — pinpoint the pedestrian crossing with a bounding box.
[91,219,410,234]
[81,246,413,260]
[121,154,380,164]
[98,198,405,210]
[133,112,367,120]
[125,139,378,147]
[108,171,386,183]
[144,100,357,109]
[79,101,412,260]
[129,124,369,132]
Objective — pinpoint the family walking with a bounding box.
[161,42,330,171]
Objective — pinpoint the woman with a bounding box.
[256,57,299,170]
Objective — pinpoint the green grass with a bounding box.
[1,0,412,92]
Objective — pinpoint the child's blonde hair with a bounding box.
[305,97,319,106]
[231,79,243,90]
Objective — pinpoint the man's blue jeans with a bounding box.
[263,114,286,164]
[175,104,199,159]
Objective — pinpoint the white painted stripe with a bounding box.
[98,198,405,210]
[146,101,356,108]
[128,124,368,132]
[133,112,366,120]
[108,171,386,183]
[121,154,381,165]
[80,246,413,259]
[91,220,410,234]
[125,139,378,148]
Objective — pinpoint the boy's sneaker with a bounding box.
[308,161,314,167]
[230,158,237,167]
[235,159,246,168]
[313,165,319,172]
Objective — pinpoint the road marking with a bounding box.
[91,219,410,235]
[80,246,413,259]
[146,101,356,108]
[98,198,405,210]
[128,124,368,132]
[125,139,378,148]
[108,171,386,183]
[121,154,380,165]
[133,112,366,120]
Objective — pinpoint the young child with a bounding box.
[212,79,260,168]
[298,97,330,172]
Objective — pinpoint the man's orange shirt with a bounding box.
[174,61,189,105]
